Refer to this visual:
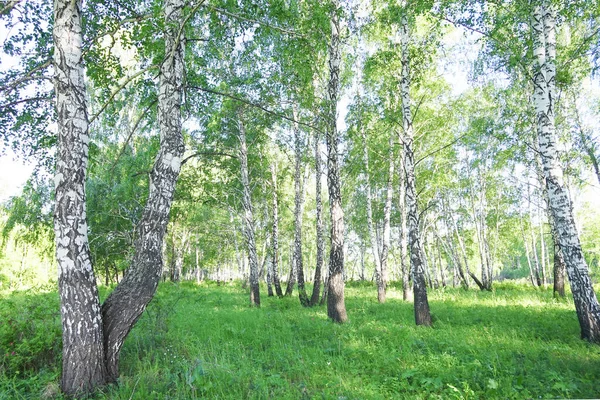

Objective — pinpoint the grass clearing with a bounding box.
[1,281,599,399]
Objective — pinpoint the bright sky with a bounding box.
[0,146,35,202]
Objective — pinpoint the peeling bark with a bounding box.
[101,0,187,381]
[53,0,107,393]
[399,9,431,326]
[532,2,600,342]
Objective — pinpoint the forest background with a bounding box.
[1,0,600,398]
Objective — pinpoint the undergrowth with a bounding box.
[1,281,599,399]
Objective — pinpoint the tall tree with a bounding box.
[325,0,347,323]
[101,0,186,381]
[310,127,325,306]
[532,1,600,342]
[53,0,188,393]
[270,163,284,297]
[237,111,261,307]
[53,0,107,393]
[293,107,310,306]
[398,3,432,326]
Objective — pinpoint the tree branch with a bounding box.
[187,85,324,134]
[109,99,157,172]
[181,151,237,165]
[0,59,52,94]
[89,65,157,125]
[204,5,304,37]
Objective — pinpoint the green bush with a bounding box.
[0,288,61,378]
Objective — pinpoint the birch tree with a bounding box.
[398,4,432,326]
[532,0,600,342]
[325,0,347,323]
[53,0,188,393]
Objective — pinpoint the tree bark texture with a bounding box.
[532,2,600,342]
[101,0,186,381]
[270,164,284,297]
[310,129,325,306]
[237,113,260,306]
[293,107,310,306]
[325,3,347,323]
[399,11,431,326]
[398,141,411,300]
[53,0,107,393]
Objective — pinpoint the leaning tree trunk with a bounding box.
[53,0,107,394]
[310,127,325,306]
[399,10,431,326]
[237,113,260,306]
[101,0,186,381]
[293,107,310,306]
[535,141,566,296]
[270,163,284,297]
[532,1,600,342]
[325,1,347,323]
[361,127,383,302]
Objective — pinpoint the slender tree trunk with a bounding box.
[527,182,543,286]
[270,164,283,297]
[325,2,347,323]
[398,137,411,300]
[285,239,296,296]
[539,212,548,286]
[237,113,260,306]
[532,2,600,342]
[379,131,394,302]
[436,236,447,288]
[445,202,470,289]
[310,128,325,306]
[292,106,310,306]
[53,0,107,393]
[361,127,383,301]
[399,10,431,326]
[521,218,538,287]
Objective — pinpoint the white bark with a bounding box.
[53,0,107,394]
[399,8,431,326]
[532,1,600,342]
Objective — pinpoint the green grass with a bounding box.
[1,281,600,399]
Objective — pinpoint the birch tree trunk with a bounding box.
[237,113,260,306]
[292,106,310,306]
[445,201,470,289]
[398,142,411,300]
[325,2,347,323]
[270,164,284,297]
[100,0,186,383]
[399,10,431,326]
[532,1,600,342]
[379,131,394,302]
[361,128,383,301]
[310,128,325,305]
[53,0,107,393]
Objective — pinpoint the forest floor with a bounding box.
[1,280,600,399]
